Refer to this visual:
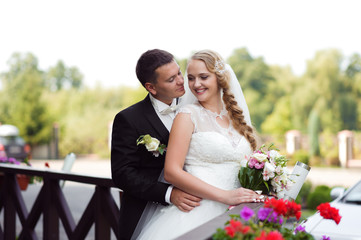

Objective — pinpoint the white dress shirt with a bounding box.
[149,94,177,204]
[149,94,177,131]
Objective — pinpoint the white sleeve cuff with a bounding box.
[165,185,174,204]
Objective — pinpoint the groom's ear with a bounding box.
[145,82,157,95]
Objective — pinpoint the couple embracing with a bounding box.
[111,49,264,240]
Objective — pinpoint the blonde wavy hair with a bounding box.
[190,50,257,151]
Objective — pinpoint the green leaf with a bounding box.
[143,134,152,144]
[239,167,269,194]
[136,135,145,145]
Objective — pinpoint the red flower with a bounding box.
[241,225,251,234]
[229,219,242,229]
[264,198,287,216]
[255,231,267,240]
[264,199,302,220]
[225,219,243,237]
[255,230,284,240]
[224,219,253,237]
[266,231,285,240]
[317,202,342,224]
[285,200,302,220]
[225,226,236,237]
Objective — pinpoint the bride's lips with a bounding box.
[195,88,207,95]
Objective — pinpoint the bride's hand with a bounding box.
[222,187,265,206]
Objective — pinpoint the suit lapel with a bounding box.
[141,95,170,143]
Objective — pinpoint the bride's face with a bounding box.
[187,59,220,103]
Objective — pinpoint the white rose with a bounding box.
[240,159,248,167]
[145,138,160,152]
[253,153,268,162]
[269,150,281,160]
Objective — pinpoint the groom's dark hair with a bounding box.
[136,49,174,87]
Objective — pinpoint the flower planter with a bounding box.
[0,173,30,191]
[16,174,30,191]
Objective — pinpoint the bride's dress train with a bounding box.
[137,103,252,240]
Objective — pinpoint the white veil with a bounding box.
[224,64,252,126]
[180,63,252,126]
[131,170,168,239]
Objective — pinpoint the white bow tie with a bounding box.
[159,105,178,115]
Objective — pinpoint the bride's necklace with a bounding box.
[203,105,231,131]
[206,108,228,119]
[201,103,228,120]
[199,102,241,148]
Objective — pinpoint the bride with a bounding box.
[135,50,263,240]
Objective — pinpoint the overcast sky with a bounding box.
[1,0,360,88]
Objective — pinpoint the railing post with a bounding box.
[43,178,59,240]
[95,186,111,240]
[0,164,119,240]
[3,174,16,240]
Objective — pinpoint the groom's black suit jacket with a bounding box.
[111,95,171,240]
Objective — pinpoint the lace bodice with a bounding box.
[177,103,253,190]
[179,102,242,147]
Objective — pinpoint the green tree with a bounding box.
[228,48,274,95]
[0,53,51,145]
[290,76,318,131]
[344,53,361,129]
[296,49,345,133]
[261,96,292,134]
[45,60,83,91]
[261,65,300,134]
[308,110,321,157]
[345,53,361,84]
[42,85,147,157]
[176,57,188,77]
[228,48,276,130]
[338,94,358,130]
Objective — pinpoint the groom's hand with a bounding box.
[170,188,202,212]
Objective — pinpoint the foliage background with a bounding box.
[1,47,360,159]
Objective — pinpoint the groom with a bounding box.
[111,49,201,239]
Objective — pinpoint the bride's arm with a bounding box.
[164,113,260,206]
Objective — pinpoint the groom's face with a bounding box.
[147,60,185,105]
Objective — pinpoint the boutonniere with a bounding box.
[136,134,166,157]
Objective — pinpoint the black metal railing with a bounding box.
[0,164,120,240]
[1,164,267,240]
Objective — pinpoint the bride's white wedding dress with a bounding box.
[137,102,252,240]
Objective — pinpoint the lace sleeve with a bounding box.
[176,104,197,133]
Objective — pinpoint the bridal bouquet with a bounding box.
[239,144,292,198]
[212,198,341,240]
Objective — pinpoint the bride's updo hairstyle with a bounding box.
[190,50,257,151]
